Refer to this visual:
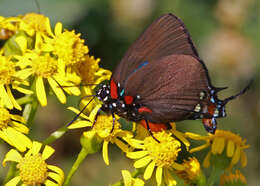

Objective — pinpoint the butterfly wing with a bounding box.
[112,13,201,86]
[124,54,210,123]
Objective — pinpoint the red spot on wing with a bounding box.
[110,79,118,99]
[138,107,152,113]
[140,120,168,132]
[124,96,134,104]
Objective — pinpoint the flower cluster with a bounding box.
[0,13,110,186]
[0,13,249,186]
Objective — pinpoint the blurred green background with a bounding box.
[0,0,260,185]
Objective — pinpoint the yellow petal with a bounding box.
[231,145,241,165]
[44,179,57,186]
[15,35,27,53]
[127,151,149,159]
[190,143,210,153]
[10,121,29,134]
[156,166,163,185]
[6,85,22,110]
[240,150,247,167]
[216,137,225,154]
[102,140,109,165]
[173,130,190,149]
[2,149,22,166]
[226,140,235,157]
[48,165,64,177]
[36,77,47,106]
[42,145,55,160]
[115,138,129,153]
[0,130,13,145]
[68,120,92,129]
[13,86,33,95]
[54,22,62,35]
[48,77,66,104]
[144,161,155,180]
[122,170,132,186]
[48,172,63,185]
[5,176,21,186]
[29,141,42,156]
[134,156,152,168]
[4,127,32,152]
[203,152,211,168]
[0,85,13,109]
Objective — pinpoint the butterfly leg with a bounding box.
[110,113,116,133]
[145,119,160,143]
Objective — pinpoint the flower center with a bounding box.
[17,153,48,185]
[53,30,89,66]
[93,115,120,138]
[0,108,11,129]
[0,56,15,85]
[31,54,57,78]
[144,131,181,167]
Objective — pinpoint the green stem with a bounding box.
[207,165,223,186]
[63,147,89,186]
[43,126,68,145]
[22,98,38,128]
[16,95,34,105]
[111,169,144,186]
[3,162,16,185]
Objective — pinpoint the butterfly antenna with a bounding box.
[222,80,253,105]
[66,96,96,127]
[34,0,41,13]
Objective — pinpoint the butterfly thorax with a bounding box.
[96,82,144,122]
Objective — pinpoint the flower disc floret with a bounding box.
[143,131,181,168]
[52,29,89,66]
[17,153,48,185]
[0,56,15,85]
[31,54,58,78]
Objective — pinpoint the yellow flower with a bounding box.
[19,13,53,37]
[127,131,185,186]
[44,22,89,66]
[0,16,21,39]
[186,130,249,168]
[220,170,247,186]
[15,51,79,106]
[0,107,31,152]
[0,55,32,110]
[3,141,64,186]
[121,170,145,186]
[175,157,202,184]
[68,105,133,165]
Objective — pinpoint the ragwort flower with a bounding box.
[3,141,64,186]
[0,55,32,110]
[68,105,133,165]
[0,107,31,152]
[220,170,247,186]
[175,157,203,184]
[15,51,69,106]
[44,22,89,66]
[127,131,186,186]
[186,129,249,169]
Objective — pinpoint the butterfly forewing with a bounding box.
[124,54,210,123]
[112,13,199,86]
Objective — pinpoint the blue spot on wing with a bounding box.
[120,89,125,96]
[133,61,149,73]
